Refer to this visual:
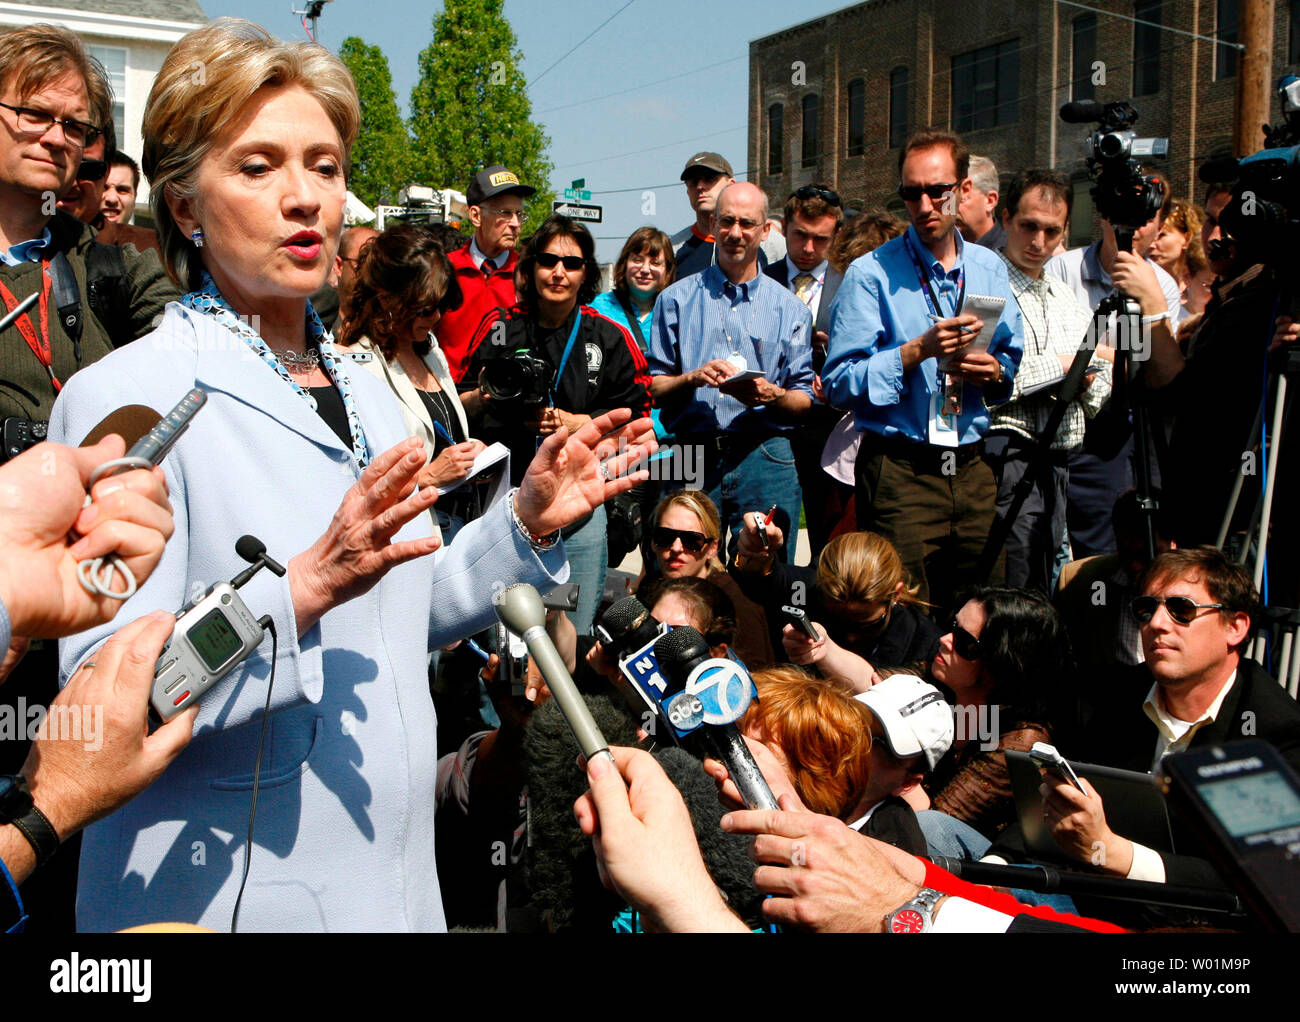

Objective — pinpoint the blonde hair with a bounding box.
[142,18,360,289]
[817,531,922,607]
[0,24,112,134]
[652,490,725,572]
[741,666,874,820]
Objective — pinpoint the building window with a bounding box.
[88,45,126,138]
[767,103,783,175]
[1290,0,1300,63]
[1133,1,1162,96]
[889,67,908,149]
[1069,174,1096,248]
[951,39,1019,133]
[801,93,819,169]
[847,78,865,157]
[1216,0,1238,79]
[1072,14,1097,102]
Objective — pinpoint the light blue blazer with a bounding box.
[49,304,567,932]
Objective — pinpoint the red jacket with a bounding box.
[438,245,520,382]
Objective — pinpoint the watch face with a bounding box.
[889,907,927,934]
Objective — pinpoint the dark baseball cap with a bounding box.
[680,152,734,181]
[466,165,536,206]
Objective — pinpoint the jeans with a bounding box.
[563,502,607,635]
[704,435,802,565]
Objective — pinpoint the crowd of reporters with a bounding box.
[2,16,1298,935]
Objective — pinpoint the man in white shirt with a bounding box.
[1044,193,1182,560]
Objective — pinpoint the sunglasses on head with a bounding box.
[949,619,983,661]
[897,183,958,202]
[1130,595,1225,625]
[650,527,709,553]
[536,252,584,271]
[795,184,842,206]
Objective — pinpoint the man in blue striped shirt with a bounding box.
[648,181,815,562]
[823,130,1023,612]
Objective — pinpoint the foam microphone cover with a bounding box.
[79,404,161,449]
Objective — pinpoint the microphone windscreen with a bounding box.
[597,595,655,658]
[235,535,266,562]
[653,746,764,928]
[1059,99,1105,123]
[79,405,161,449]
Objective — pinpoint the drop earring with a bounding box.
[191,227,205,248]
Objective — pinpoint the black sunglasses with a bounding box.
[77,157,107,182]
[1130,595,1225,626]
[650,527,709,553]
[536,252,585,271]
[897,183,958,202]
[949,619,983,661]
[795,184,842,206]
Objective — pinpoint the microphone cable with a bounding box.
[230,615,276,934]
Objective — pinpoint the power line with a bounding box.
[553,124,745,172]
[534,56,746,115]
[531,0,638,86]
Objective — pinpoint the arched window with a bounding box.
[802,93,819,169]
[889,68,908,149]
[847,78,865,157]
[768,103,784,175]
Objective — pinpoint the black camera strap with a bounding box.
[47,251,84,367]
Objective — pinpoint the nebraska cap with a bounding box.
[466,165,536,206]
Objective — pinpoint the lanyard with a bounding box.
[0,262,55,392]
[904,232,964,322]
[549,309,584,406]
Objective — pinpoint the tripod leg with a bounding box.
[1215,404,1263,550]
[1253,374,1288,593]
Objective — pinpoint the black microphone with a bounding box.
[230,535,287,589]
[595,595,662,660]
[1059,99,1105,123]
[652,626,779,811]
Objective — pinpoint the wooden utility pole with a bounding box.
[1234,0,1275,156]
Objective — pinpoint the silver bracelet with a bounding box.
[507,487,561,552]
[1141,311,1171,325]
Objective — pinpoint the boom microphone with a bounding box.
[652,626,779,811]
[495,583,614,766]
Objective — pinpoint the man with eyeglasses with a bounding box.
[0,24,174,432]
[823,128,1023,615]
[649,181,814,563]
[1030,548,1300,889]
[439,164,535,381]
[55,117,158,256]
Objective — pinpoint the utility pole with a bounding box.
[1234,0,1274,156]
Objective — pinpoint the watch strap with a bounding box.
[886,886,945,933]
[11,802,60,868]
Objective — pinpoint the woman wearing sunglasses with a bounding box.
[733,523,940,685]
[922,587,1071,841]
[464,215,652,634]
[642,490,773,669]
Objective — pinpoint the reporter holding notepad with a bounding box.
[822,129,1022,614]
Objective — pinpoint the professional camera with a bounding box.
[1061,99,1168,232]
[1,416,47,462]
[478,347,550,406]
[1203,76,1300,268]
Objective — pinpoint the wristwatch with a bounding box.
[884,887,946,933]
[0,775,60,868]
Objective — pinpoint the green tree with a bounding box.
[408,0,554,225]
[339,36,411,209]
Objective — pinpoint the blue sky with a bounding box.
[203,0,850,260]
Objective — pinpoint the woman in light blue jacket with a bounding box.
[49,19,653,933]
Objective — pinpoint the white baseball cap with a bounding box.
[855,674,954,771]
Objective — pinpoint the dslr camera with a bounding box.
[478,347,551,407]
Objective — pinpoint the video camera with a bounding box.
[1061,99,1168,234]
[1200,76,1300,269]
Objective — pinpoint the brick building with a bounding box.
[748,0,1300,244]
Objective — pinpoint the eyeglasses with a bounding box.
[795,184,842,206]
[536,252,585,271]
[1130,595,1226,626]
[949,619,983,661]
[716,216,762,233]
[650,527,709,553]
[483,206,528,225]
[897,183,958,202]
[0,101,101,148]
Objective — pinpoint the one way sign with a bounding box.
[552,201,603,223]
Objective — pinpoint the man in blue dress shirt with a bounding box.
[823,129,1024,613]
[649,181,814,562]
